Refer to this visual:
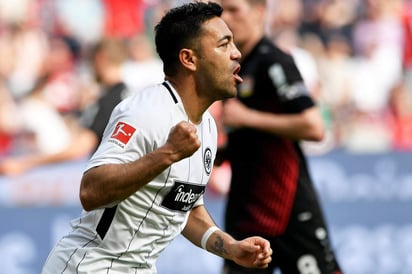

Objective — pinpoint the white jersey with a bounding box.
[42,82,218,274]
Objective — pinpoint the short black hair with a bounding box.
[154,1,223,76]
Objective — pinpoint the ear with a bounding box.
[179,48,197,72]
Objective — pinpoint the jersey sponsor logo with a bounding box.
[110,121,136,145]
[161,181,205,212]
[203,147,212,175]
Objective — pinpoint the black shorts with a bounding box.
[224,177,343,274]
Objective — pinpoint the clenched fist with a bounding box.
[165,121,201,162]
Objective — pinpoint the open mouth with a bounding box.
[233,64,243,84]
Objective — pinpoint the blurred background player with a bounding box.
[218,0,343,273]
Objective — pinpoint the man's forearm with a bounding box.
[79,146,175,211]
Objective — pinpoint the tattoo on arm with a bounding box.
[211,235,228,256]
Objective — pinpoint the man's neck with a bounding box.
[165,78,206,125]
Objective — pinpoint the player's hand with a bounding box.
[165,121,201,162]
[231,236,272,269]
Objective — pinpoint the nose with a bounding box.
[231,44,242,61]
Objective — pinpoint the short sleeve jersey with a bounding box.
[42,82,218,274]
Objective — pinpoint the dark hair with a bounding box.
[154,1,223,76]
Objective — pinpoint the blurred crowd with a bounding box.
[0,0,411,172]
[268,0,412,154]
[0,0,167,162]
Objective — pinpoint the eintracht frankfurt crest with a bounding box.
[203,148,212,175]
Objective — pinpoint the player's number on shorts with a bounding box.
[297,254,321,274]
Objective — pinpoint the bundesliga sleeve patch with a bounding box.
[110,121,136,146]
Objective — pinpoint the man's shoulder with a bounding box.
[123,83,171,107]
[254,37,295,64]
[113,83,178,125]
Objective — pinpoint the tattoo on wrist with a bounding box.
[211,235,227,255]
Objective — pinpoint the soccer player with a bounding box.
[41,2,272,274]
[218,0,343,273]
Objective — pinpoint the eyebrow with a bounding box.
[218,35,232,43]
